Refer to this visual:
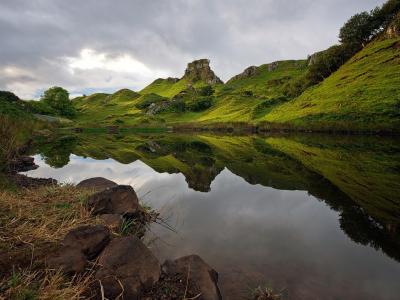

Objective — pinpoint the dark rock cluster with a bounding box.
[47,177,222,299]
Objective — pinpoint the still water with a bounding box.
[24,133,400,300]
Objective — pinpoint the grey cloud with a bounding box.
[0,0,385,98]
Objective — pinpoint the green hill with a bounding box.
[71,35,400,132]
[264,38,400,132]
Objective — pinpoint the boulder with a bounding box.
[77,177,117,191]
[163,255,222,300]
[62,225,111,259]
[96,236,161,299]
[99,214,123,230]
[9,156,38,172]
[47,247,87,274]
[87,185,139,216]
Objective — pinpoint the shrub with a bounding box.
[199,85,214,96]
[188,97,213,112]
[0,91,19,103]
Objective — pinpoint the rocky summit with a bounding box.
[183,59,223,85]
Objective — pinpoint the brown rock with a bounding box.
[163,255,222,300]
[96,236,161,299]
[62,225,111,259]
[76,177,117,191]
[47,247,87,274]
[99,214,123,230]
[87,185,139,216]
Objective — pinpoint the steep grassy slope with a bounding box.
[264,38,400,131]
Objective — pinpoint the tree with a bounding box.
[41,86,75,117]
[0,91,19,103]
[339,12,374,48]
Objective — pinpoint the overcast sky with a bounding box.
[0,0,384,99]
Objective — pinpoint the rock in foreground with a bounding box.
[163,255,222,300]
[96,236,161,299]
[87,185,139,216]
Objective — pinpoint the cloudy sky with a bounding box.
[0,0,384,99]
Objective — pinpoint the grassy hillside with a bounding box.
[71,37,399,132]
[264,38,400,132]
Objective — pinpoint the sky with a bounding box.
[0,0,385,99]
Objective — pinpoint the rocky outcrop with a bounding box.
[183,59,223,85]
[96,236,161,299]
[77,177,117,191]
[87,185,139,216]
[163,255,222,300]
[227,66,258,83]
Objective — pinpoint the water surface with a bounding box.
[25,133,400,300]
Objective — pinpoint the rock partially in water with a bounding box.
[87,185,139,216]
[96,236,161,299]
[9,156,38,172]
[77,177,117,191]
[10,173,57,188]
[163,255,222,300]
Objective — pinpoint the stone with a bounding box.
[183,59,223,85]
[62,225,111,259]
[227,66,258,83]
[99,214,123,230]
[87,185,139,216]
[76,177,117,191]
[96,236,161,299]
[47,247,87,274]
[9,156,38,172]
[163,255,222,300]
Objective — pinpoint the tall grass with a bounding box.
[0,115,21,170]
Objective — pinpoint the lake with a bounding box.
[24,133,400,300]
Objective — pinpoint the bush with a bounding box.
[0,91,19,103]
[170,99,186,112]
[199,85,214,96]
[188,97,213,112]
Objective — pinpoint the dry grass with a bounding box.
[0,269,94,300]
[0,115,20,168]
[0,185,98,299]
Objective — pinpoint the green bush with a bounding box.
[199,85,214,96]
[188,97,213,112]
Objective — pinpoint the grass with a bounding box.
[0,183,158,299]
[0,185,97,299]
[265,38,400,132]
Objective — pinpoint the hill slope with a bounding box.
[264,38,400,132]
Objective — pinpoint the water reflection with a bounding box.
[26,133,400,299]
